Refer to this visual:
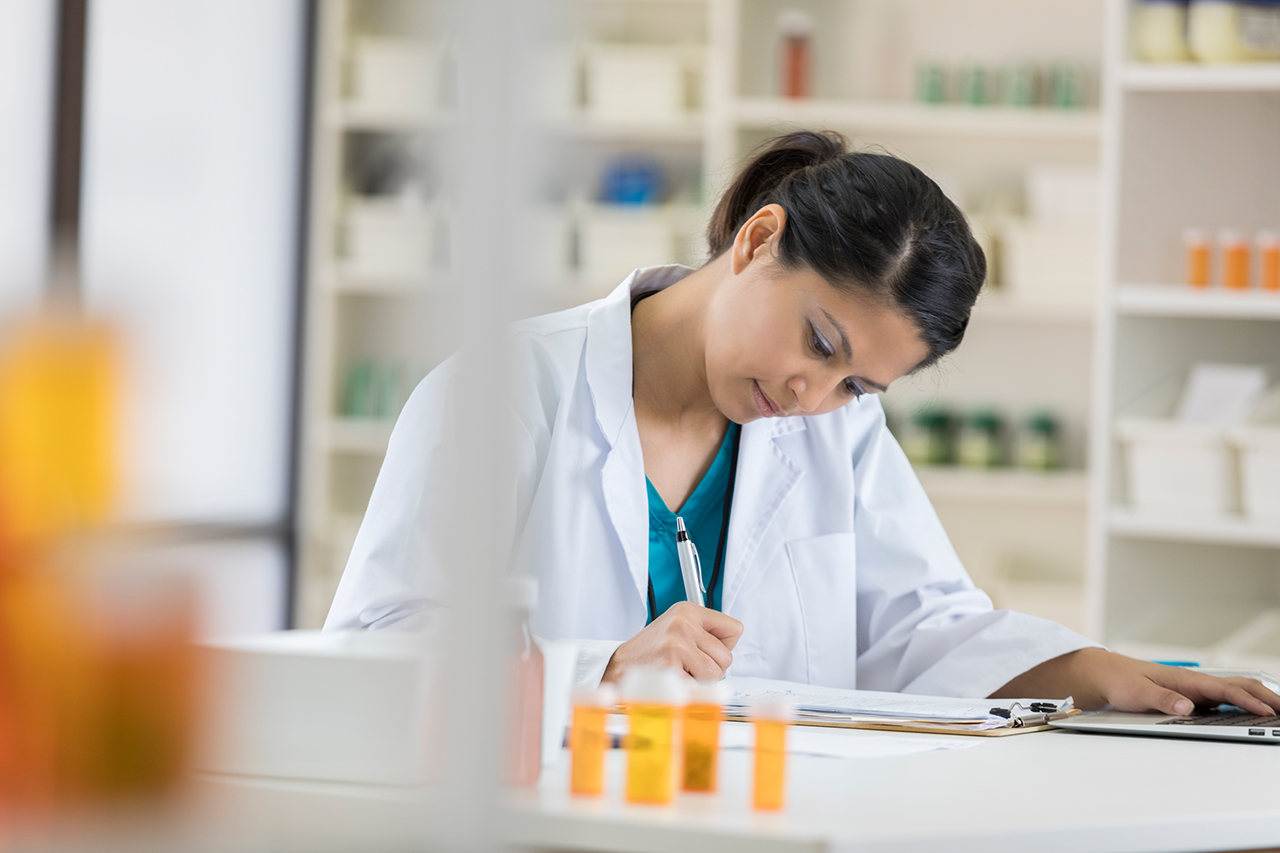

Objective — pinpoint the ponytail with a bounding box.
[705,130,986,368]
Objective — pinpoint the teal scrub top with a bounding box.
[645,422,739,622]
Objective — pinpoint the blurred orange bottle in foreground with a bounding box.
[569,684,616,796]
[0,316,197,813]
[623,668,685,805]
[682,682,725,793]
[752,698,793,811]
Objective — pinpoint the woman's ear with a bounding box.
[730,204,787,275]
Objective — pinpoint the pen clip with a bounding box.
[692,542,704,593]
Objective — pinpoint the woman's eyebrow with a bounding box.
[819,308,852,361]
[819,307,890,392]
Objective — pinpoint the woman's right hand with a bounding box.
[601,602,744,684]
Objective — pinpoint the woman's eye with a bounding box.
[810,327,833,358]
[844,378,867,399]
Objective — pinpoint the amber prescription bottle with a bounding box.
[752,697,794,811]
[1258,231,1279,292]
[623,667,687,805]
[1185,229,1211,289]
[569,684,616,797]
[1221,230,1250,290]
[682,681,726,793]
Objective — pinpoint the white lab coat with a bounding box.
[325,265,1099,695]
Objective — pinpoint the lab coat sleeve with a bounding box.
[852,405,1102,699]
[574,639,625,688]
[324,356,536,631]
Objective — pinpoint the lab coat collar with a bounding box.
[585,264,695,446]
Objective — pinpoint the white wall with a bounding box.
[79,0,306,526]
[0,0,57,313]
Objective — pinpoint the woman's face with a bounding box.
[705,206,931,424]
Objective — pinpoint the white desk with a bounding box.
[198,729,1280,853]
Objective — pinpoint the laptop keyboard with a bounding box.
[1160,710,1280,727]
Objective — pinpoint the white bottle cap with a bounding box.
[1183,228,1207,246]
[777,9,815,37]
[687,680,729,707]
[621,666,689,706]
[1219,229,1246,247]
[751,696,796,722]
[572,683,618,709]
[1257,230,1279,247]
[505,576,538,610]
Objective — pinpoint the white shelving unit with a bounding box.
[296,0,1109,630]
[1088,0,1280,668]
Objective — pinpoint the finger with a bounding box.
[1123,680,1194,716]
[698,610,744,650]
[1174,676,1277,716]
[1237,680,1280,715]
[694,629,733,673]
[681,646,727,682]
[1218,683,1278,717]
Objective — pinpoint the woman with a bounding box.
[327,131,1279,714]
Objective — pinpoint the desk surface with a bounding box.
[200,728,1280,853]
[505,728,1280,853]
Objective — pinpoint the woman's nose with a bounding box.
[788,374,830,414]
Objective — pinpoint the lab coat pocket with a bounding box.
[786,533,858,688]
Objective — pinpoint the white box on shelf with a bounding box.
[998,220,1098,307]
[531,207,574,286]
[1229,425,1280,521]
[349,37,439,117]
[1116,417,1235,516]
[584,44,690,123]
[579,206,676,291]
[1025,165,1099,227]
[196,631,434,785]
[343,200,433,279]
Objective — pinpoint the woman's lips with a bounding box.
[753,381,780,418]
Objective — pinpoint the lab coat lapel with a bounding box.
[585,265,698,608]
[721,418,806,613]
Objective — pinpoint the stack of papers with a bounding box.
[723,676,1073,735]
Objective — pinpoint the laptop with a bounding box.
[1051,707,1280,744]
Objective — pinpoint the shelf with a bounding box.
[1122,63,1280,92]
[541,114,704,143]
[914,467,1089,507]
[324,103,450,133]
[325,266,438,297]
[1109,508,1280,548]
[1115,283,1280,320]
[732,98,1101,141]
[971,295,1094,325]
[324,419,394,454]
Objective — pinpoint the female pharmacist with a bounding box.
[326,131,1280,715]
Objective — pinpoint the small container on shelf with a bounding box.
[1133,0,1194,62]
[343,199,435,279]
[1184,228,1212,289]
[898,407,953,467]
[957,409,1004,469]
[348,37,440,117]
[956,63,995,106]
[1002,61,1040,107]
[1257,231,1279,291]
[915,61,949,105]
[1227,386,1280,521]
[584,44,692,123]
[1016,409,1063,471]
[1188,0,1280,62]
[1047,61,1089,109]
[777,10,814,99]
[1220,229,1251,290]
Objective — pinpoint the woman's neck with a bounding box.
[630,262,726,434]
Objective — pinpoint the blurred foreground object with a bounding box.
[0,314,196,816]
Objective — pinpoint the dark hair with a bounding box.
[706,130,985,368]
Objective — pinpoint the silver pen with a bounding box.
[675,517,705,606]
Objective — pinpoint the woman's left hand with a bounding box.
[993,647,1280,716]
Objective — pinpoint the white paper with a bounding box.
[718,721,979,759]
[1176,363,1268,425]
[723,676,1011,723]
